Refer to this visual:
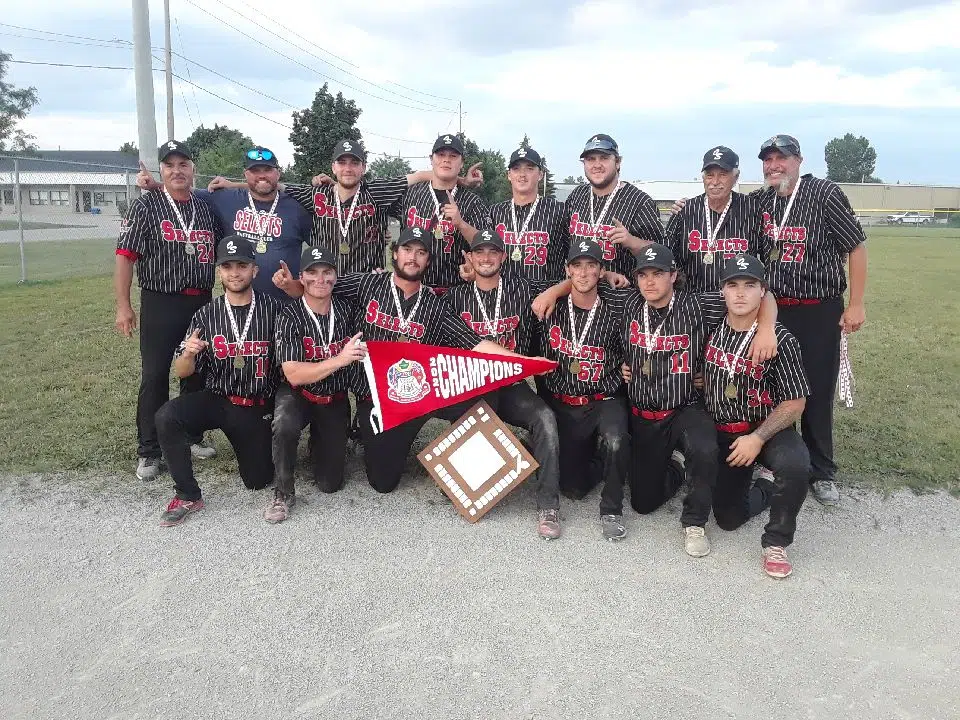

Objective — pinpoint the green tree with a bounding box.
[195,134,252,180]
[184,123,252,159]
[517,133,556,198]
[562,175,585,184]
[824,133,881,183]
[457,132,509,206]
[289,83,363,183]
[0,51,39,152]
[369,154,413,179]
[118,141,138,153]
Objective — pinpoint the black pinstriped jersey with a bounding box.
[116,189,222,293]
[565,182,664,276]
[665,192,766,293]
[489,196,570,282]
[752,174,867,299]
[395,182,490,289]
[704,322,809,424]
[275,296,358,397]
[177,290,282,400]
[285,177,408,274]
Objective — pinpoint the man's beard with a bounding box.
[394,264,425,282]
[223,279,253,294]
[475,266,501,279]
[249,180,278,197]
[763,174,793,193]
[589,171,618,192]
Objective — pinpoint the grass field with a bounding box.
[0,227,956,492]
[0,219,90,231]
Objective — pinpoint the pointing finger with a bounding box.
[139,160,149,173]
[279,260,290,274]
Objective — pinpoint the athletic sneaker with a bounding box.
[683,526,711,557]
[159,497,205,527]
[600,514,627,542]
[810,480,840,506]
[762,545,793,578]
[191,442,217,460]
[136,457,161,481]
[537,509,561,540]
[263,491,295,524]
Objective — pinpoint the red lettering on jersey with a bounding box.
[495,223,549,247]
[547,324,604,360]
[211,335,270,360]
[405,207,433,231]
[303,335,350,361]
[363,299,426,340]
[628,322,690,351]
[459,312,520,349]
[762,212,806,244]
[704,342,765,379]
[313,193,375,221]
[233,209,284,238]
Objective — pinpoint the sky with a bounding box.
[2,0,959,185]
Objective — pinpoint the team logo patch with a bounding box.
[517,148,527,157]
[343,141,352,151]
[644,247,656,260]
[386,359,430,404]
[443,135,452,145]
[736,257,749,270]
[311,248,322,259]
[712,148,723,160]
[412,227,423,238]
[579,241,590,252]
[167,141,176,150]
[226,240,237,254]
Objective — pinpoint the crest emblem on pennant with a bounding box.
[386,359,430,404]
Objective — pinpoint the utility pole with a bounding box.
[132,0,159,172]
[164,0,174,140]
[458,101,462,134]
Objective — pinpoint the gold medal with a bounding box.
[569,360,581,375]
[769,246,780,262]
[184,243,196,256]
[642,358,652,377]
[724,381,737,400]
[702,251,715,265]
[397,333,409,343]
[234,355,246,369]
[339,241,350,255]
[433,226,444,240]
[256,240,267,254]
[511,247,522,262]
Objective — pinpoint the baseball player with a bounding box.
[333,226,549,494]
[115,140,223,481]
[665,146,766,293]
[265,246,366,523]
[447,227,564,539]
[755,134,868,506]
[565,133,664,278]
[155,237,282,527]
[702,254,810,578]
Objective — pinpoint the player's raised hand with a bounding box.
[531,289,559,320]
[182,328,208,357]
[312,173,334,186]
[337,332,367,365]
[273,260,295,292]
[460,162,484,188]
[670,197,688,215]
[459,250,476,282]
[621,362,633,384]
[115,306,137,338]
[607,218,631,246]
[442,197,463,228]
[136,161,160,191]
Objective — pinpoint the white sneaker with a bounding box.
[135,457,161,481]
[191,443,217,460]
[683,526,710,557]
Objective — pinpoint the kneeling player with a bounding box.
[156,237,281,527]
[703,255,810,578]
[264,246,366,523]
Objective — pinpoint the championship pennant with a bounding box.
[361,341,556,434]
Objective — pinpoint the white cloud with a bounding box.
[856,1,960,53]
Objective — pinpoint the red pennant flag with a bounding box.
[362,341,556,433]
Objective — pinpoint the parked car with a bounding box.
[886,211,934,225]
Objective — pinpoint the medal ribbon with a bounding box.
[247,190,280,243]
[225,293,257,362]
[334,186,361,241]
[770,177,802,255]
[431,186,457,234]
[588,181,622,241]
[163,187,196,245]
[703,194,732,254]
[566,294,599,362]
[389,278,424,336]
[641,293,676,360]
[471,277,503,338]
[302,296,335,357]
[838,331,855,408]
[510,196,541,253]
[716,320,758,385]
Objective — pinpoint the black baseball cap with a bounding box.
[469,227,505,252]
[332,139,366,163]
[432,134,465,155]
[758,134,801,160]
[580,133,619,159]
[567,239,604,264]
[301,245,337,272]
[721,254,766,284]
[159,140,191,162]
[396,226,431,251]
[702,146,739,172]
[508,147,543,169]
[216,235,257,265]
[244,146,280,169]
[634,243,676,273]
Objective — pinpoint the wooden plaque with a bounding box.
[417,400,539,523]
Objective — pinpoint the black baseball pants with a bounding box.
[156,390,274,501]
[713,427,809,548]
[548,396,629,516]
[777,296,843,484]
[629,403,718,526]
[272,384,350,496]
[137,289,209,459]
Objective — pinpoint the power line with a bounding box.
[175,18,203,127]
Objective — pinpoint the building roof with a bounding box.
[0,151,140,173]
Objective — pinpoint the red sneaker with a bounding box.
[762,546,793,578]
[160,497,205,527]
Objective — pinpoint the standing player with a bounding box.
[266,246,366,523]
[665,146,766,293]
[447,228,563,539]
[395,135,489,293]
[115,140,223,480]
[565,134,663,278]
[155,237,282,527]
[755,134,868,506]
[334,227,550,495]
[702,254,810,578]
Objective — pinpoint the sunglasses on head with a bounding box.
[760,136,799,154]
[246,148,274,161]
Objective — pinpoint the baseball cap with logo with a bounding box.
[702,146,739,172]
[633,243,676,273]
[567,240,604,264]
[396,226,432,252]
[159,140,192,162]
[758,134,801,160]
[300,245,338,272]
[216,235,257,265]
[469,226,505,252]
[508,147,544,170]
[579,133,619,159]
[332,139,366,163]
[244,146,280,169]
[432,134,465,156]
[720,254,766,284]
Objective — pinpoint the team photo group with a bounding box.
[114,128,868,579]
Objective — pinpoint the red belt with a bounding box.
[228,395,267,407]
[776,297,821,306]
[181,288,207,296]
[631,407,675,421]
[300,389,346,406]
[716,421,757,433]
[431,286,449,296]
[553,393,607,407]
